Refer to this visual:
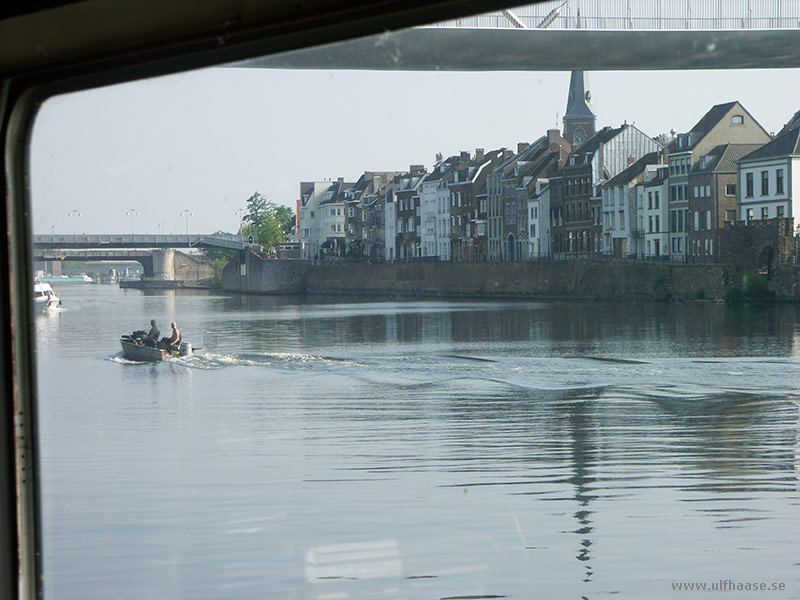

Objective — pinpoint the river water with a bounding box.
[34,284,800,599]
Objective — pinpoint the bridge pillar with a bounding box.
[151,249,176,279]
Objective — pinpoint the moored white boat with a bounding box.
[39,273,93,283]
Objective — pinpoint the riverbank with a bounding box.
[305,260,729,301]
[222,253,800,301]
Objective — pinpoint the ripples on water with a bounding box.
[36,287,800,599]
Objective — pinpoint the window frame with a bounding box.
[5,3,800,598]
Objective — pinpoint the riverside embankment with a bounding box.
[223,253,751,301]
[305,260,729,300]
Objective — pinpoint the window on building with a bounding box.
[654,191,659,209]
[732,114,744,125]
[761,207,769,219]
[693,186,699,198]
[706,210,711,229]
[747,208,754,223]
[648,192,652,209]
[655,215,660,232]
[761,171,769,195]
[694,211,699,230]
[777,169,784,194]
[777,205,785,217]
[726,209,736,221]
[726,184,736,196]
[648,215,653,233]
[746,173,754,197]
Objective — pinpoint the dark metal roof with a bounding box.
[604,151,661,187]
[739,128,800,162]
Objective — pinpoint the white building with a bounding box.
[526,179,550,258]
[419,161,453,260]
[601,152,663,258]
[298,181,337,260]
[737,126,800,223]
[384,198,397,260]
[639,166,670,258]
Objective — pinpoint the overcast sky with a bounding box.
[30,62,800,235]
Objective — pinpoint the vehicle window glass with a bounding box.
[30,3,800,598]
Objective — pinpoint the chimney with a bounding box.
[517,142,529,154]
[435,152,443,163]
[547,129,560,150]
[410,164,426,175]
[337,176,344,184]
[475,148,485,162]
[460,150,470,163]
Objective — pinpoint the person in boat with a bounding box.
[159,321,181,351]
[142,319,160,347]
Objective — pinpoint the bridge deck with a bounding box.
[33,234,256,251]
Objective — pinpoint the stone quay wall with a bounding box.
[223,252,310,294]
[304,260,729,301]
[222,252,800,301]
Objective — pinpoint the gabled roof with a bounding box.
[739,128,800,162]
[604,151,662,187]
[695,143,765,172]
[688,101,738,137]
[777,108,800,137]
[667,101,765,153]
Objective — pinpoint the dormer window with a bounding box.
[732,115,744,125]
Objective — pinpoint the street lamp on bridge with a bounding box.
[126,208,138,235]
[180,209,193,235]
[68,209,81,235]
[234,209,246,235]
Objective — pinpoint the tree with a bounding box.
[242,192,295,250]
[200,230,237,289]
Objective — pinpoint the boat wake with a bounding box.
[105,348,800,404]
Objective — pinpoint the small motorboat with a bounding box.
[34,279,61,310]
[120,331,193,362]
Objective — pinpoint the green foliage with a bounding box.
[724,285,743,303]
[242,192,295,249]
[741,271,769,298]
[200,230,237,289]
[724,271,770,303]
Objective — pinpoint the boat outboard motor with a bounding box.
[179,341,192,356]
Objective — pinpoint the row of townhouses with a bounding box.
[298,71,800,265]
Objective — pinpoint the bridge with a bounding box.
[33,234,257,282]
[33,233,256,251]
[241,0,800,72]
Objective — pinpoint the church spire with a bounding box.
[563,70,596,147]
